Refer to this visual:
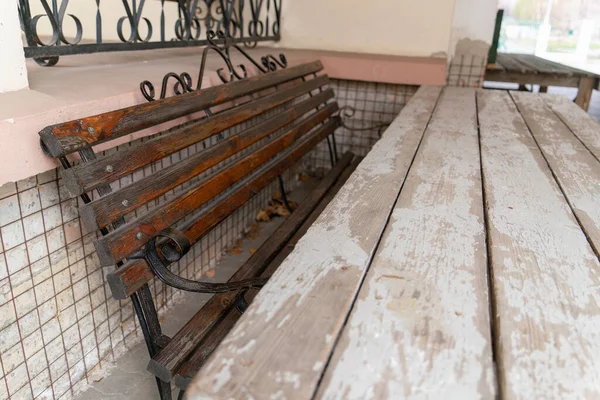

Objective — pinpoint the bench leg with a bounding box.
[132,286,173,400]
[331,132,339,161]
[235,291,249,313]
[155,377,173,400]
[277,175,294,213]
[575,77,595,111]
[326,136,335,168]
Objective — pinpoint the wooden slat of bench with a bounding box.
[147,152,355,383]
[81,92,335,230]
[541,94,600,160]
[509,54,556,74]
[185,85,443,400]
[39,61,324,157]
[513,91,600,259]
[497,53,534,74]
[106,120,344,298]
[172,156,362,389]
[92,105,339,265]
[62,76,331,196]
[316,87,496,399]
[477,89,600,398]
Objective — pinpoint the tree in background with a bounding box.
[513,0,545,21]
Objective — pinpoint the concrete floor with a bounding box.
[76,185,310,400]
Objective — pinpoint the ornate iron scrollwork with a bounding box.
[19,0,82,66]
[117,0,153,43]
[140,30,287,102]
[18,0,282,66]
[140,227,268,294]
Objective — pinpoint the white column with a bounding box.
[0,0,29,94]
[575,20,594,64]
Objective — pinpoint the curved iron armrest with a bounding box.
[135,228,268,294]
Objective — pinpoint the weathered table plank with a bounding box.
[186,86,443,399]
[316,87,495,399]
[542,93,600,160]
[512,91,600,254]
[477,89,600,398]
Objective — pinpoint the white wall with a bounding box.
[276,0,458,57]
[0,0,29,93]
[449,0,499,57]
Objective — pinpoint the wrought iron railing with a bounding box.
[18,0,281,66]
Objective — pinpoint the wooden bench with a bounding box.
[185,86,600,399]
[38,60,359,400]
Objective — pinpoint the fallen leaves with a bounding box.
[204,269,216,278]
[255,191,298,222]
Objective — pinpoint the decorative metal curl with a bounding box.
[117,0,153,43]
[140,228,268,294]
[175,0,202,41]
[140,29,287,102]
[140,72,194,102]
[19,0,82,66]
[336,106,391,138]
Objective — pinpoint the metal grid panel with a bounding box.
[446,54,487,88]
[306,79,418,171]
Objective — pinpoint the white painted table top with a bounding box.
[186,87,600,399]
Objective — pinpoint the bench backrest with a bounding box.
[39,61,339,299]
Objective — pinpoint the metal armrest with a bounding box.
[139,228,268,294]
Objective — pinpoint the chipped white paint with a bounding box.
[477,90,600,398]
[541,93,600,160]
[186,86,443,399]
[512,91,600,253]
[316,87,495,400]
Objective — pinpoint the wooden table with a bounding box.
[486,52,599,111]
[186,86,600,399]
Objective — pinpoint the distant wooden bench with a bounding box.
[485,53,599,111]
[38,61,359,400]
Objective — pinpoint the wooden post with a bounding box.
[487,9,504,65]
[575,76,595,111]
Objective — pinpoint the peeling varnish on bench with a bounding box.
[512,91,600,255]
[316,87,495,399]
[541,93,600,160]
[478,90,600,398]
[186,86,443,399]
